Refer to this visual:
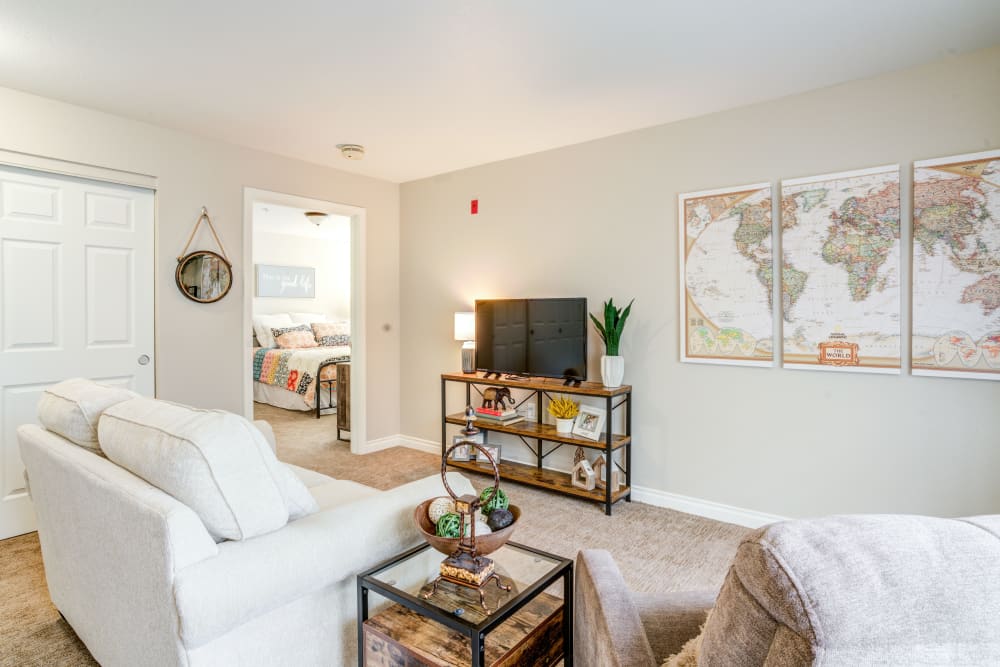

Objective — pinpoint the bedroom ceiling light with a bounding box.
[304,211,329,226]
[337,144,365,160]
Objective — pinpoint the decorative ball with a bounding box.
[428,497,455,524]
[487,508,514,531]
[479,487,509,516]
[435,513,462,538]
[474,520,492,536]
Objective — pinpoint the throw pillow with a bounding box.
[311,321,351,347]
[272,324,319,349]
[99,398,318,541]
[252,313,294,348]
[36,378,138,454]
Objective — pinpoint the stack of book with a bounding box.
[474,406,525,426]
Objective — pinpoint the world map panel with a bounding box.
[780,165,901,373]
[678,183,774,366]
[912,149,1000,380]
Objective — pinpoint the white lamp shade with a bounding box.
[454,312,475,341]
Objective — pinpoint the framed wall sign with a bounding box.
[256,264,316,298]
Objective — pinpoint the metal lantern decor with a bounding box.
[420,407,513,613]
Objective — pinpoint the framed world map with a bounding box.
[780,165,902,373]
[912,150,1000,380]
[678,183,774,366]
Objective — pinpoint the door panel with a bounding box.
[0,165,154,539]
[2,240,61,350]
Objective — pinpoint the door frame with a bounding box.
[241,188,367,453]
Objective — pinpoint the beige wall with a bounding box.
[252,230,351,322]
[0,86,401,440]
[400,47,1000,518]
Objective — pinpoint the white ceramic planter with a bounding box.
[601,355,625,388]
[555,418,575,434]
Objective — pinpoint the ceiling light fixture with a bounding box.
[304,211,329,226]
[337,144,365,160]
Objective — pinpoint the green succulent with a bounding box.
[479,487,509,516]
[590,298,634,356]
[435,512,462,538]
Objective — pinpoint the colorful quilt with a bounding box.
[253,345,350,407]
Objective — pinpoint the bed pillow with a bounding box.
[289,312,327,324]
[311,321,351,347]
[253,313,294,348]
[99,397,318,541]
[37,378,138,454]
[272,324,319,349]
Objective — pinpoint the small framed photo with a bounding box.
[449,437,472,462]
[573,405,607,441]
[479,444,501,466]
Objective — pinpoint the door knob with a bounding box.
[138,354,151,366]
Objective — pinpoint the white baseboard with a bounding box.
[630,485,785,528]
[358,434,406,455]
[397,435,441,455]
[393,433,784,528]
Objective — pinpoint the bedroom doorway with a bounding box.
[242,188,366,455]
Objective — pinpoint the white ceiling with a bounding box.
[253,202,350,241]
[2,2,999,183]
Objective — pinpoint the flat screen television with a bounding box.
[475,298,587,380]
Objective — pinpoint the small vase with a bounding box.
[601,355,625,388]
[555,418,574,434]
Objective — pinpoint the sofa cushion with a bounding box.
[99,398,317,541]
[37,378,137,454]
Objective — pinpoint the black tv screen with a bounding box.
[475,298,587,380]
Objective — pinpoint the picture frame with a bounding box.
[572,405,607,441]
[479,443,501,467]
[255,264,316,298]
[449,437,472,462]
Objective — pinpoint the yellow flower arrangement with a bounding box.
[547,396,580,419]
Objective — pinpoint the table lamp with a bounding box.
[454,312,476,373]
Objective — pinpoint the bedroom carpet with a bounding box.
[0,404,749,666]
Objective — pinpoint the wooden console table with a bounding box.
[441,372,632,515]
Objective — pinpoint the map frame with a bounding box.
[780,164,902,375]
[678,182,775,368]
[911,148,1000,381]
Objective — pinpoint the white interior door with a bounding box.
[0,165,154,539]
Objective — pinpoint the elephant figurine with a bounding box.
[481,386,513,411]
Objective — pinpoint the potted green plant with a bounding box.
[547,396,580,433]
[590,298,633,388]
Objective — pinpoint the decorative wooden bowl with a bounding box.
[414,497,520,556]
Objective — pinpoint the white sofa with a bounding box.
[18,411,472,666]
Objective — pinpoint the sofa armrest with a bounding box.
[575,549,657,667]
[173,472,476,649]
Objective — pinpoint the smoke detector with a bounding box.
[304,211,328,226]
[337,144,365,160]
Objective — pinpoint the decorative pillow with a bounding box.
[253,313,293,348]
[36,378,138,454]
[289,312,327,324]
[272,324,319,349]
[99,398,318,541]
[311,321,351,347]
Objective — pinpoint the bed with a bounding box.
[252,345,351,415]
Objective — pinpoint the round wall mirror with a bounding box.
[175,250,232,303]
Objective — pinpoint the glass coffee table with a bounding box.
[357,541,573,666]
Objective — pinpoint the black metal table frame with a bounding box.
[357,541,573,667]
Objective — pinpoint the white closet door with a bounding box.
[0,165,154,539]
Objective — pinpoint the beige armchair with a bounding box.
[576,514,1000,666]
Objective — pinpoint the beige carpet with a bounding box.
[0,403,748,666]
